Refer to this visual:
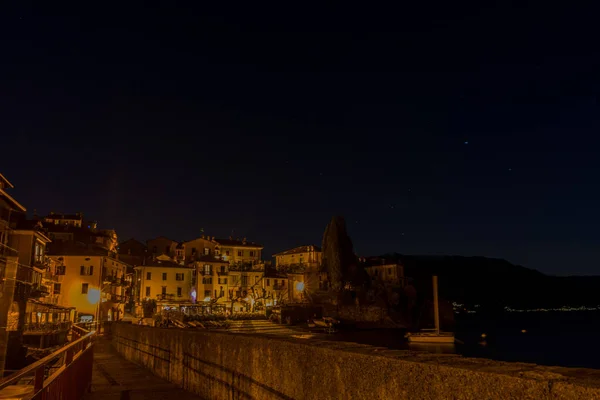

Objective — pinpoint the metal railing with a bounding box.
[0,327,95,399]
[23,321,72,334]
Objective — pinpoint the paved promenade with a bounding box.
[85,338,202,400]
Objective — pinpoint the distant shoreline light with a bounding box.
[451,302,600,314]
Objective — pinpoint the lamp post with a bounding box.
[87,288,101,331]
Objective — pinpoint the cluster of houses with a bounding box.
[0,172,405,374]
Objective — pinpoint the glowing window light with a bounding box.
[295,282,305,292]
[87,288,101,305]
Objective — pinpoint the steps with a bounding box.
[226,320,298,336]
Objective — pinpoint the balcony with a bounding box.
[33,256,51,270]
[108,293,126,303]
[23,321,72,335]
[155,293,176,302]
[103,276,127,286]
[30,284,50,298]
[0,242,18,258]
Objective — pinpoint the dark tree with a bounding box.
[321,216,367,292]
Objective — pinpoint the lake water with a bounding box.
[328,311,600,369]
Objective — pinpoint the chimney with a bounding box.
[242,238,247,244]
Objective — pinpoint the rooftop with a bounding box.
[44,212,83,220]
[215,238,263,248]
[0,173,14,189]
[273,245,321,256]
[0,187,26,212]
[194,254,229,263]
[360,256,402,267]
[139,259,191,269]
[46,242,113,257]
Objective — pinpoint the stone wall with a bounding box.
[112,323,600,400]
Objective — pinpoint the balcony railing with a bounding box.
[0,242,18,258]
[23,321,72,335]
[0,327,95,400]
[33,256,51,270]
[30,284,50,298]
[156,293,175,301]
[102,276,127,286]
[108,293,126,303]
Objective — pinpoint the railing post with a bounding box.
[65,348,74,365]
[33,366,44,392]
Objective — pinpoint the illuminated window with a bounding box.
[81,283,88,294]
[80,265,94,276]
[204,248,210,255]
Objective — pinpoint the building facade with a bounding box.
[47,250,130,322]
[135,256,195,304]
[273,245,321,269]
[147,236,179,259]
[215,238,263,266]
[0,173,74,375]
[362,257,405,286]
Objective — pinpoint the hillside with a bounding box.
[381,254,600,308]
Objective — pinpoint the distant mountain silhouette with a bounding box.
[381,254,600,309]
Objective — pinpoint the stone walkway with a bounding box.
[84,338,202,400]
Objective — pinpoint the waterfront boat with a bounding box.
[406,276,456,344]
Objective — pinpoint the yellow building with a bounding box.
[147,236,179,259]
[189,255,230,306]
[273,245,321,269]
[215,238,263,266]
[273,245,322,300]
[135,256,195,304]
[182,236,218,262]
[48,248,130,322]
[363,257,405,286]
[43,212,84,228]
[228,264,264,312]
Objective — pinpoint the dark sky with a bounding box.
[2,3,600,275]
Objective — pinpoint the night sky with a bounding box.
[2,4,600,275]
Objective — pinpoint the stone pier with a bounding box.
[111,323,600,399]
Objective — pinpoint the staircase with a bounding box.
[226,320,298,336]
